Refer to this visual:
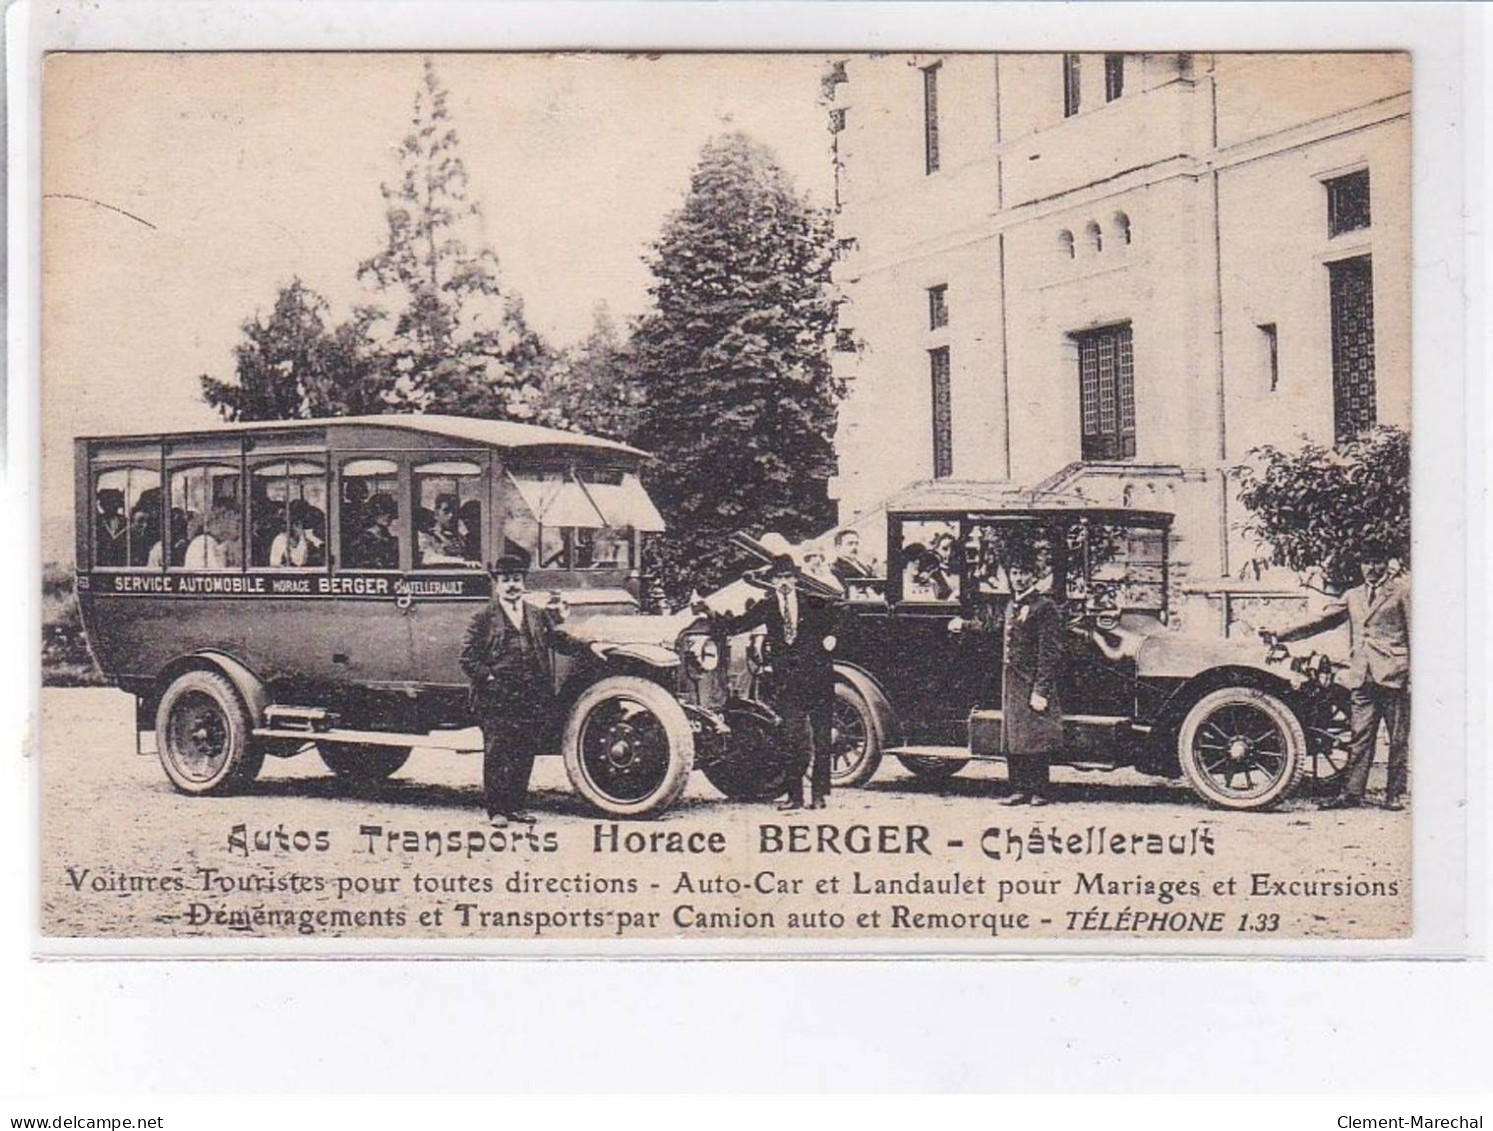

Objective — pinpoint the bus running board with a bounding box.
[252,725,483,753]
[884,745,974,760]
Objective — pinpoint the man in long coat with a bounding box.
[1265,545,1410,810]
[460,553,557,826]
[998,553,1066,806]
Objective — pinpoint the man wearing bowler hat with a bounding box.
[707,551,841,810]
[460,550,557,826]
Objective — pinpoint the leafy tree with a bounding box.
[358,57,555,421]
[544,303,644,441]
[630,132,842,596]
[200,279,390,421]
[1233,426,1410,591]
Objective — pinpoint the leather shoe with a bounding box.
[1381,798,1407,812]
[776,797,804,811]
[1027,794,1049,807]
[1000,792,1030,806]
[487,813,509,829]
[1318,795,1360,811]
[504,810,538,825]
[809,796,829,810]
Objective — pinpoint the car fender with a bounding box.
[589,641,680,669]
[834,662,900,748]
[156,649,270,726]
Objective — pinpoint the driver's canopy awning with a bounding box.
[506,470,665,533]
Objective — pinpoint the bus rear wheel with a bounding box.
[319,743,412,782]
[155,669,263,795]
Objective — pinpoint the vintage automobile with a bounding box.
[74,415,777,819]
[775,486,1352,811]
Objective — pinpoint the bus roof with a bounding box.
[884,480,1173,525]
[79,414,650,459]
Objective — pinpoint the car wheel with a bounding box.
[897,753,969,781]
[830,680,883,788]
[319,743,411,782]
[562,675,695,818]
[155,669,264,795]
[1177,686,1306,810]
[700,711,790,801]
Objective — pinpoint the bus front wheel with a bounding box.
[155,669,264,795]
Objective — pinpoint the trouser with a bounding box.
[781,701,831,803]
[1007,755,1051,795]
[481,716,538,817]
[1344,682,1410,803]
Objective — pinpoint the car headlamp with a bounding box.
[686,636,721,673]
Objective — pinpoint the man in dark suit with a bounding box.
[460,553,557,826]
[711,554,841,810]
[1264,545,1410,810]
[830,529,875,585]
[997,550,1065,806]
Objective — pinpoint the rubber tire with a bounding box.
[897,753,970,781]
[561,675,695,818]
[155,668,264,795]
[700,713,790,802]
[831,680,884,788]
[319,743,412,782]
[1177,686,1306,811]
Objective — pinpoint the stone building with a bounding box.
[825,52,1409,631]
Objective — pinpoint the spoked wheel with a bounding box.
[319,743,412,783]
[562,676,694,818]
[1300,690,1354,794]
[701,710,789,801]
[830,681,882,788]
[155,669,263,795]
[1177,687,1306,810]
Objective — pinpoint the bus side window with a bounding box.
[92,466,161,569]
[340,458,401,571]
[168,464,242,570]
[252,460,327,569]
[413,460,483,569]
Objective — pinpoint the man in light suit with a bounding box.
[1264,545,1410,810]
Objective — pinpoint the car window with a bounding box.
[167,463,242,570]
[251,460,327,569]
[414,460,483,569]
[340,458,401,571]
[897,519,962,604]
[93,465,161,569]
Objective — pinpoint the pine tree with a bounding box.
[200,280,390,421]
[359,57,555,421]
[631,132,842,595]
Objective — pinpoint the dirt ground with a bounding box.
[38,687,1411,945]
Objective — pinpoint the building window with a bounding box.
[1326,169,1371,237]
[1058,229,1075,259]
[1329,256,1376,442]
[1063,54,1082,118]
[1113,211,1132,245]
[929,347,953,478]
[922,62,941,174]
[928,284,949,330]
[1259,323,1280,392]
[1105,54,1125,101]
[1075,323,1136,461]
[1085,220,1103,254]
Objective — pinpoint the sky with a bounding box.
[40,52,835,561]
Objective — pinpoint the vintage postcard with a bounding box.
[39,50,1423,949]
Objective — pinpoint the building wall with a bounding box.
[828,52,1409,613]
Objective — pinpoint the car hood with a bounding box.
[559,610,701,649]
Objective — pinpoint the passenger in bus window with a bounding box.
[184,501,239,569]
[270,499,325,568]
[417,493,470,566]
[128,490,161,568]
[459,499,482,561]
[351,493,400,569]
[95,488,128,566]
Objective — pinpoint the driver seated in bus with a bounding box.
[350,493,400,570]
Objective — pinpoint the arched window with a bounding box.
[340,458,401,570]
[1057,229,1076,260]
[92,465,161,569]
[414,459,484,569]
[167,463,243,570]
[1085,220,1104,254]
[1113,211,1133,246]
